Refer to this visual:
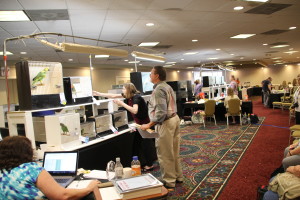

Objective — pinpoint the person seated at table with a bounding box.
[224,87,241,124]
[0,136,100,200]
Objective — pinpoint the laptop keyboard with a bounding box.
[56,178,70,183]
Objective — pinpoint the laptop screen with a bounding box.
[43,151,78,176]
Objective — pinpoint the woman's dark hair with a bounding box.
[153,66,166,81]
[122,83,140,99]
[0,136,33,170]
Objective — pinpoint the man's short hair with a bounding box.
[153,66,166,81]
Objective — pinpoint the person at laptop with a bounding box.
[0,136,100,200]
[93,83,157,171]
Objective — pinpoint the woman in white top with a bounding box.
[224,87,240,124]
[292,75,300,124]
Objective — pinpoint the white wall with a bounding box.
[227,64,300,86]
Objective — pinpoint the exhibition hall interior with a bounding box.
[1,0,300,199]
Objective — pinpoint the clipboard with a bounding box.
[134,123,159,138]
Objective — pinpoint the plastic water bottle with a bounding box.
[114,157,123,179]
[131,156,141,176]
[247,114,251,124]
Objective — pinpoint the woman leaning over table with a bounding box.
[0,136,100,200]
[93,83,157,172]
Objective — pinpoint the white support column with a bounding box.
[7,111,36,149]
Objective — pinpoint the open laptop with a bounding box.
[43,151,78,188]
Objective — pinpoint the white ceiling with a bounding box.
[0,0,300,70]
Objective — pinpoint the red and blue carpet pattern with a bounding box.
[147,119,264,199]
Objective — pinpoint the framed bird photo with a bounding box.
[15,61,64,110]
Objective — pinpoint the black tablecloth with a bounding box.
[183,101,253,121]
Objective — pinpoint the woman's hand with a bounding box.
[113,99,124,106]
[87,180,100,191]
[93,91,100,96]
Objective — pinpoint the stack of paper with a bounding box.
[112,174,163,199]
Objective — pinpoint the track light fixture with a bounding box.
[38,39,128,57]
[131,51,165,63]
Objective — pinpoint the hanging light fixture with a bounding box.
[37,39,128,57]
[131,51,165,63]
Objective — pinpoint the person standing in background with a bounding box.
[93,83,157,171]
[229,75,238,95]
[262,77,272,107]
[141,66,183,188]
[194,79,203,98]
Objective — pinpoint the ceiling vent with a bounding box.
[164,8,183,11]
[261,29,290,35]
[265,51,279,53]
[25,9,69,21]
[245,3,292,15]
[152,45,172,49]
[269,42,288,46]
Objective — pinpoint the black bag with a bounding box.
[270,164,284,179]
[250,114,259,124]
[257,185,268,200]
[291,102,299,109]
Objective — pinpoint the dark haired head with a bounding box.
[0,136,33,170]
[153,66,166,81]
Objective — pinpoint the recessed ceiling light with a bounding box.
[271,57,281,59]
[192,39,198,42]
[284,50,298,54]
[0,51,13,55]
[230,54,235,56]
[208,58,218,60]
[166,62,176,64]
[240,57,244,59]
[216,48,221,51]
[0,11,30,21]
[20,52,27,55]
[234,6,244,11]
[271,45,290,48]
[163,65,172,67]
[95,55,109,58]
[230,34,256,39]
[253,59,257,60]
[184,52,198,55]
[130,68,133,71]
[128,61,140,64]
[187,67,194,69]
[181,58,184,60]
[124,59,128,62]
[91,67,94,70]
[177,70,180,72]
[138,42,159,47]
[263,43,268,46]
[243,0,268,2]
[146,23,154,26]
[289,26,297,30]
[68,58,73,61]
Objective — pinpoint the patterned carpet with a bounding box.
[147,119,264,200]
